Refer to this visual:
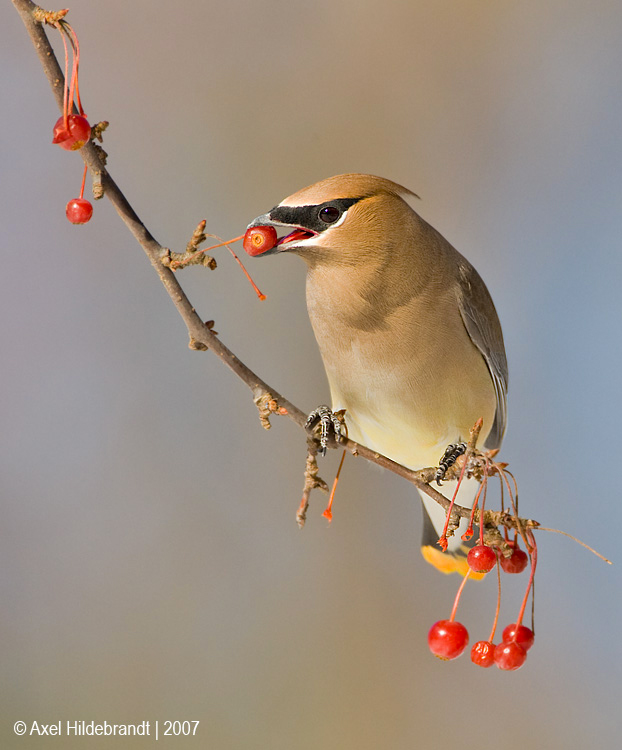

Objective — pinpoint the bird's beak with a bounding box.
[246,212,273,230]
[246,212,318,256]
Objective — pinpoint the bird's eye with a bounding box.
[318,206,341,224]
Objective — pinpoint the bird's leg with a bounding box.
[305,405,345,457]
[435,442,467,485]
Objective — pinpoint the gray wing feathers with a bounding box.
[457,263,508,449]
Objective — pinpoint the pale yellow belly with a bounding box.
[326,347,495,470]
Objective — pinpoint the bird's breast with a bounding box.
[305,267,496,469]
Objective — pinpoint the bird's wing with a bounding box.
[457,263,508,449]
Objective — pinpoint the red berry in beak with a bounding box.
[243,226,278,256]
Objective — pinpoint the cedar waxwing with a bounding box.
[246,174,508,575]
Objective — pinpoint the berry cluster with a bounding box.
[428,449,538,671]
[428,537,536,670]
[49,13,94,224]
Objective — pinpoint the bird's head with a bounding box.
[245,174,419,266]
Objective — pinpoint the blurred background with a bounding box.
[2,0,621,747]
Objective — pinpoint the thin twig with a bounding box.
[297,440,329,528]
[537,528,612,564]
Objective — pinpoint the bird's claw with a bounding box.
[435,442,467,485]
[305,405,345,456]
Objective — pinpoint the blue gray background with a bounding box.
[2,1,620,748]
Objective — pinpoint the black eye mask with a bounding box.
[269,197,361,234]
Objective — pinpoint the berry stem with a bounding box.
[514,529,538,629]
[498,470,510,543]
[323,448,346,522]
[497,463,530,552]
[531,575,536,634]
[449,568,471,622]
[487,556,502,642]
[62,22,85,115]
[438,452,469,551]
[174,233,266,300]
[463,459,487,541]
[224,243,266,300]
[195,235,245,256]
[504,469,520,514]
[78,163,88,200]
[477,459,490,545]
[58,23,77,124]
[56,22,70,128]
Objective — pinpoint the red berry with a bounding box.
[471,640,496,668]
[499,546,529,574]
[66,198,93,224]
[53,114,91,151]
[467,545,497,573]
[494,641,527,670]
[243,226,278,256]
[428,620,469,660]
[502,623,534,651]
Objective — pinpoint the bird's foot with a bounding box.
[305,405,345,456]
[435,442,467,485]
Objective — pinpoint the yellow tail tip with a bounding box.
[421,545,485,580]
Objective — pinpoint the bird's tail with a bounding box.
[418,477,484,579]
